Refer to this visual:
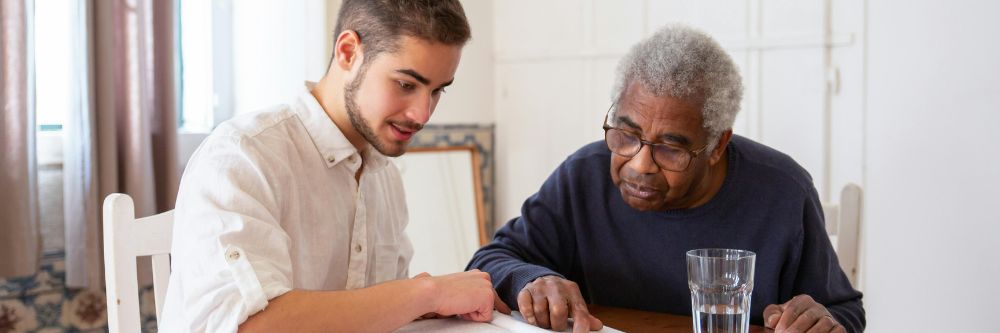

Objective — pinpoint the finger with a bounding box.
[494,291,512,315]
[476,288,497,323]
[775,304,800,330]
[786,307,824,333]
[532,291,552,329]
[572,315,589,333]
[775,296,810,331]
[467,269,485,276]
[517,289,537,326]
[476,306,494,322]
[570,303,603,333]
[460,311,492,322]
[804,315,836,333]
[548,297,570,332]
[831,321,848,333]
[458,308,493,322]
[763,304,783,328]
[588,315,604,331]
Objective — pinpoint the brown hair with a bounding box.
[333,0,471,65]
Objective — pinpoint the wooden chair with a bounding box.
[103,193,174,332]
[822,184,863,288]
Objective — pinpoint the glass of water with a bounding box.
[686,249,756,333]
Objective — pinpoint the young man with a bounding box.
[469,25,864,333]
[160,1,507,332]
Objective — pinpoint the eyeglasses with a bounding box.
[602,106,709,172]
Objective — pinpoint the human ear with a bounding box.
[708,129,733,165]
[333,30,363,72]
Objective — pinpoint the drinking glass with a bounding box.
[686,249,756,333]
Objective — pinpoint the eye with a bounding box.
[397,80,415,91]
[654,144,685,159]
[432,87,447,96]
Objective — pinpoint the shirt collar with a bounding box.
[295,82,389,170]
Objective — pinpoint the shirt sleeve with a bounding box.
[165,134,294,332]
[467,161,576,308]
[790,185,866,332]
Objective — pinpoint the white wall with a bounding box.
[230,0,327,115]
[864,1,1000,331]
[430,0,495,124]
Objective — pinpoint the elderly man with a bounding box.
[469,25,865,333]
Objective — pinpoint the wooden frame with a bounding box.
[404,146,488,246]
[394,146,489,276]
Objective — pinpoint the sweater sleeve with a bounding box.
[467,162,579,309]
[793,185,866,332]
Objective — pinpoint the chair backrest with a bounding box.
[103,193,174,333]
[821,184,863,288]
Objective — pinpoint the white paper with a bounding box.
[394,311,624,333]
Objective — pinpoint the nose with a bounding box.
[625,145,660,175]
[406,92,435,125]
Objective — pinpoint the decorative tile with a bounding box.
[0,299,39,332]
[60,290,105,331]
[29,294,61,328]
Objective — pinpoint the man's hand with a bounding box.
[415,270,509,322]
[763,294,844,333]
[517,275,603,333]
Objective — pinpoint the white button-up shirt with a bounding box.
[160,84,413,332]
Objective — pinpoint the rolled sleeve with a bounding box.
[160,135,295,332]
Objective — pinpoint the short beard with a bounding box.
[343,64,408,157]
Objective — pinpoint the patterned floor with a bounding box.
[0,251,157,333]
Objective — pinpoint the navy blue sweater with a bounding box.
[468,136,865,332]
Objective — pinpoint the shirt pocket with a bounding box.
[374,244,401,284]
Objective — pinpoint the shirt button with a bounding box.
[226,248,241,263]
[327,156,336,163]
[354,244,362,253]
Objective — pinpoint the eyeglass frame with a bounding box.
[602,103,711,172]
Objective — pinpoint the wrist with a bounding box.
[413,275,440,314]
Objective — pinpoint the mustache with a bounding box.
[621,178,663,191]
[619,171,665,191]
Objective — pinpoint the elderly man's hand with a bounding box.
[763,294,844,333]
[517,275,603,333]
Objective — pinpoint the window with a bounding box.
[176,0,327,133]
[33,0,82,252]
[34,0,73,133]
[178,0,217,132]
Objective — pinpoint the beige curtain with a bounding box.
[64,0,179,289]
[0,0,42,278]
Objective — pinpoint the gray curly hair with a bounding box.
[612,24,743,151]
